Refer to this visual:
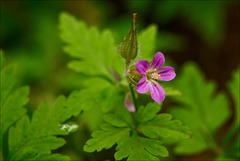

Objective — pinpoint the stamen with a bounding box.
[147,80,149,83]
[156,73,158,76]
[156,77,159,79]
[154,82,157,85]
[159,74,161,77]
[148,69,151,72]
[154,69,157,71]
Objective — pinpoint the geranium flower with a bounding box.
[135,52,176,103]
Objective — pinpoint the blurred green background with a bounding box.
[1,0,239,160]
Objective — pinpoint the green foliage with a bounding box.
[59,13,127,113]
[0,61,29,160]
[170,63,230,154]
[1,64,29,140]
[84,102,192,161]
[7,97,78,160]
[164,87,181,96]
[1,59,79,160]
[84,107,132,152]
[228,69,239,126]
[66,77,124,113]
[217,69,240,160]
[59,12,124,81]
[115,132,168,161]
[0,50,4,69]
[138,25,157,60]
[137,103,191,141]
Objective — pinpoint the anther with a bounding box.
[154,82,157,85]
[147,80,149,83]
[148,69,151,72]
[159,74,161,77]
[156,77,159,79]
[154,69,157,71]
[156,73,158,76]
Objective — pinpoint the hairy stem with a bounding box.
[129,83,138,111]
[128,83,138,130]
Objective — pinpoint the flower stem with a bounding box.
[128,83,138,111]
[128,83,138,130]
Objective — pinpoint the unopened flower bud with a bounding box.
[120,13,138,65]
[124,92,135,112]
[128,69,142,85]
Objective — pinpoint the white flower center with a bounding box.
[146,68,161,85]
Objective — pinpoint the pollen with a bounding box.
[156,73,158,76]
[148,69,151,72]
[154,82,157,85]
[156,77,159,79]
[154,68,157,71]
[147,80,149,83]
[159,74,161,77]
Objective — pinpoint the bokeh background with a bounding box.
[1,0,239,160]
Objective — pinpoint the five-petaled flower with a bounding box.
[135,52,176,103]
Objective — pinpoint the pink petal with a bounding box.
[158,66,176,81]
[149,82,165,103]
[136,77,149,94]
[136,60,150,76]
[151,52,165,70]
[124,92,135,112]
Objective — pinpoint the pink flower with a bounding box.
[124,92,135,112]
[135,52,176,103]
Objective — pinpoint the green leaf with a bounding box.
[136,102,161,123]
[103,106,133,128]
[100,86,125,113]
[170,62,230,154]
[59,12,124,81]
[164,86,182,96]
[1,65,17,104]
[216,133,240,161]
[84,106,132,152]
[227,69,239,126]
[66,77,125,113]
[226,134,240,158]
[65,89,101,117]
[32,153,70,161]
[115,132,168,161]
[138,25,157,60]
[7,96,78,160]
[220,69,240,160]
[0,50,4,69]
[137,103,191,140]
[1,86,29,137]
[84,124,131,152]
[59,12,126,113]
[84,102,191,160]
[1,64,29,139]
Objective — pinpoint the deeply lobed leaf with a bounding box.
[59,12,124,81]
[138,25,157,60]
[7,96,78,160]
[84,102,192,160]
[115,132,168,161]
[84,107,132,152]
[170,63,230,154]
[84,124,131,152]
[0,64,29,160]
[136,103,192,141]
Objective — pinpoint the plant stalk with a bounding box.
[129,83,138,111]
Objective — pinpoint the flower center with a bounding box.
[146,69,161,84]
